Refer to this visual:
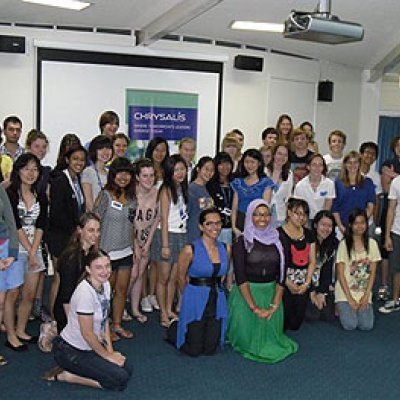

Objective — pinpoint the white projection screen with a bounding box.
[38,48,223,166]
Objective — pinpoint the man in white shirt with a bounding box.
[323,130,346,181]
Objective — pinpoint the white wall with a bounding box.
[0,25,367,162]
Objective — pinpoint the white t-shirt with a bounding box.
[365,168,382,195]
[293,175,336,219]
[269,170,294,222]
[323,153,343,181]
[61,279,111,351]
[388,175,400,235]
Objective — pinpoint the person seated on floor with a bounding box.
[305,210,338,322]
[228,199,298,363]
[43,249,132,390]
[335,208,381,331]
[167,208,230,357]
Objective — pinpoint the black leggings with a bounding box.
[283,288,308,331]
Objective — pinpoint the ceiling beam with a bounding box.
[369,41,400,82]
[136,0,223,46]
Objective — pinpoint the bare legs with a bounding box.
[156,261,177,326]
[48,257,59,318]
[129,256,148,320]
[4,287,23,347]
[112,268,133,337]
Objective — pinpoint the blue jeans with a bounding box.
[53,337,132,390]
[336,301,374,331]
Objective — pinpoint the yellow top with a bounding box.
[0,154,13,180]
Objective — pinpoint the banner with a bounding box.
[126,89,198,160]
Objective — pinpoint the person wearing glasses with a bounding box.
[167,209,230,357]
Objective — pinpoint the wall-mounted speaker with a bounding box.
[0,35,26,54]
[234,55,263,72]
[318,80,334,102]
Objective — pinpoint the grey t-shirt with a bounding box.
[81,166,108,204]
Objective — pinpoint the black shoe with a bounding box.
[4,340,28,352]
[17,335,38,344]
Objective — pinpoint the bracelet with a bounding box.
[269,303,278,310]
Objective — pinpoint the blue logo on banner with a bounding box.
[128,106,197,140]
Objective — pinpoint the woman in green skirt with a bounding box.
[228,199,298,363]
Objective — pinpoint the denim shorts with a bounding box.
[0,257,24,291]
[16,251,46,274]
[53,336,132,391]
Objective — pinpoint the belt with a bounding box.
[189,277,222,287]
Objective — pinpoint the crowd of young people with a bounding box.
[0,110,396,390]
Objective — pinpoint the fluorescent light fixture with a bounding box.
[22,0,91,11]
[230,21,284,33]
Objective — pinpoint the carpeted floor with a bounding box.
[1,307,399,400]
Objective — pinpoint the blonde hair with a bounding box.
[340,151,364,187]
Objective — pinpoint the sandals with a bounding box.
[0,355,7,366]
[122,309,133,322]
[112,326,134,339]
[132,313,147,324]
[42,366,63,381]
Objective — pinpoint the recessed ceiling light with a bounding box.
[230,21,284,33]
[22,0,91,11]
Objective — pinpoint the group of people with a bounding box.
[0,110,397,391]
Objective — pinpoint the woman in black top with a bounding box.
[278,198,316,331]
[305,210,338,322]
[227,199,298,363]
[54,212,100,332]
[206,152,234,289]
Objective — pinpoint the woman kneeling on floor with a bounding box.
[43,250,132,390]
[167,208,230,356]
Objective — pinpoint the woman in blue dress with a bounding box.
[167,208,230,356]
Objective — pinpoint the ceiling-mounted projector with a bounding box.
[283,0,364,44]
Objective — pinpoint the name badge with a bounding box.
[111,200,123,211]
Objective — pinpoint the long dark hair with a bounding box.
[236,148,265,179]
[191,156,214,182]
[160,155,188,204]
[312,210,337,260]
[211,151,234,183]
[9,153,42,195]
[55,133,81,170]
[105,157,135,199]
[145,137,170,165]
[345,208,369,258]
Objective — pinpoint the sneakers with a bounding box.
[379,300,400,314]
[141,296,153,313]
[378,286,390,302]
[148,295,160,311]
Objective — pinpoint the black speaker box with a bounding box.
[318,80,334,102]
[0,35,26,54]
[234,55,263,72]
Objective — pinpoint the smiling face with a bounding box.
[279,118,292,137]
[308,156,324,178]
[200,212,222,240]
[273,145,288,167]
[218,161,232,180]
[223,144,238,161]
[66,150,86,177]
[244,156,260,176]
[345,156,360,176]
[19,160,39,186]
[351,215,367,237]
[97,146,113,164]
[113,138,128,158]
[173,161,187,184]
[152,142,168,165]
[288,206,308,228]
[28,138,48,160]
[102,121,119,139]
[79,219,100,250]
[137,166,155,191]
[252,205,271,229]
[197,161,215,184]
[316,216,333,241]
[261,149,272,166]
[114,170,132,189]
[329,134,345,156]
[360,147,377,167]
[86,255,112,287]
[179,141,196,165]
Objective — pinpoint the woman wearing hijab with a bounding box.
[227,199,298,363]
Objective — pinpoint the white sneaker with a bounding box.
[141,296,153,313]
[148,295,160,311]
[379,300,400,314]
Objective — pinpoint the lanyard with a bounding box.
[94,166,107,190]
[64,169,84,212]
[220,183,231,207]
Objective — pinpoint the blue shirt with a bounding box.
[331,177,376,226]
[231,176,274,213]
